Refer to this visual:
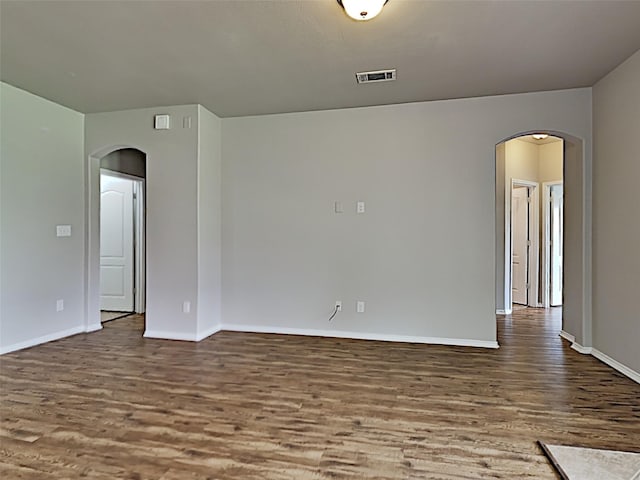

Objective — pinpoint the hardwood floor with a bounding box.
[1,308,638,479]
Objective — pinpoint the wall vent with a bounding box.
[355,69,396,84]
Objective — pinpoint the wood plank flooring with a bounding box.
[1,308,638,479]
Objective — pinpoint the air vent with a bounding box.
[355,69,396,84]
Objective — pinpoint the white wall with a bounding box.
[86,106,201,339]
[196,105,223,339]
[222,89,592,346]
[0,82,85,353]
[495,143,507,311]
[85,104,222,341]
[592,49,640,374]
[539,142,563,183]
[0,81,599,356]
[505,139,539,183]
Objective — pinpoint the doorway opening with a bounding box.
[511,181,537,307]
[496,134,564,316]
[93,148,146,327]
[543,182,563,308]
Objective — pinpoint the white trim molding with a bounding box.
[571,342,592,354]
[143,330,199,342]
[496,309,512,315]
[507,178,540,310]
[144,325,499,349]
[591,349,640,384]
[86,323,103,333]
[196,325,222,342]
[218,324,500,349]
[0,325,85,355]
[559,330,575,343]
[541,180,564,308]
[143,326,222,342]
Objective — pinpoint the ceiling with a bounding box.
[516,135,563,145]
[1,0,640,118]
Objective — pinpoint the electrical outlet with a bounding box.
[356,301,365,313]
[183,301,191,313]
[56,225,71,237]
[335,301,342,312]
[56,299,64,312]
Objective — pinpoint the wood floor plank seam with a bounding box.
[1,308,639,479]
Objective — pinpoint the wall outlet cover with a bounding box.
[56,225,71,237]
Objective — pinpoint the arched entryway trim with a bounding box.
[85,144,148,333]
[495,130,592,349]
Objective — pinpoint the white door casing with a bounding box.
[512,186,529,305]
[550,184,563,306]
[100,174,134,311]
[133,181,146,314]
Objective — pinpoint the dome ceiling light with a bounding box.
[337,0,389,21]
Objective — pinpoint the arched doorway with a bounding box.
[85,145,147,334]
[495,131,591,348]
[99,149,146,323]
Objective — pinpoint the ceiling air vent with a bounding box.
[355,69,396,84]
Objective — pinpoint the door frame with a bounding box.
[100,169,146,314]
[86,145,148,333]
[496,131,591,349]
[508,179,539,310]
[542,180,563,308]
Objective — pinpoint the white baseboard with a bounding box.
[571,342,592,354]
[496,309,513,315]
[591,349,640,384]
[143,329,199,341]
[86,323,103,333]
[196,324,222,341]
[143,325,222,342]
[0,325,85,355]
[559,330,575,343]
[218,323,499,349]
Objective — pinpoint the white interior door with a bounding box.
[100,174,134,311]
[512,186,529,305]
[550,185,563,306]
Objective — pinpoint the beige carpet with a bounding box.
[540,442,640,480]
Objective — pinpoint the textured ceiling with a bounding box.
[1,0,640,117]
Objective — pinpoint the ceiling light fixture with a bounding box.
[337,0,389,21]
[532,134,549,140]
